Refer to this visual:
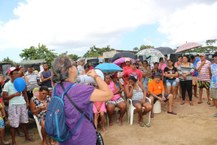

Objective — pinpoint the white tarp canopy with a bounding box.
[137,48,164,64]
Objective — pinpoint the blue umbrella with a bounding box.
[95,63,122,73]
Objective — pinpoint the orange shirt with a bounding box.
[148,80,164,95]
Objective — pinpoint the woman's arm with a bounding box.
[138,81,146,99]
[124,84,133,99]
[30,99,44,115]
[88,70,113,102]
[113,83,120,95]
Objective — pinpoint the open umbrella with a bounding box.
[137,48,164,58]
[154,47,174,55]
[113,57,135,66]
[95,63,122,73]
[175,42,201,53]
[137,48,164,64]
[112,52,136,62]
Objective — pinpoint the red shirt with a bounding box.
[124,68,142,81]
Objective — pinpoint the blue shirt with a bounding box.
[211,63,217,88]
[193,57,200,77]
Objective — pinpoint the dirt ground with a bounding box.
[4,97,217,145]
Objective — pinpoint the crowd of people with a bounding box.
[0,51,217,145]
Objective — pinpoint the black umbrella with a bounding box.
[154,47,175,55]
[112,52,137,62]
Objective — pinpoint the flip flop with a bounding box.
[139,122,145,127]
[198,101,203,104]
[180,101,185,105]
[167,111,177,115]
[3,141,10,145]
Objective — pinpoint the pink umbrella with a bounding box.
[175,42,201,53]
[113,57,135,66]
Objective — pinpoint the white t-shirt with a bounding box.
[77,65,85,75]
[3,81,26,106]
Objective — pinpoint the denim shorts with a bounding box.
[166,79,177,87]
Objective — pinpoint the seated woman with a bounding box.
[125,75,152,127]
[30,86,53,145]
[105,75,127,126]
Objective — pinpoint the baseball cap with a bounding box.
[7,67,19,75]
[125,58,131,62]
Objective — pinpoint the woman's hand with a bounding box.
[86,69,98,78]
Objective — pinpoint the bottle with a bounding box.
[76,69,104,85]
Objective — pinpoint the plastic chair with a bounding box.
[127,97,151,126]
[33,115,43,140]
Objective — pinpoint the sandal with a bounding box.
[198,101,203,104]
[2,141,10,145]
[190,102,193,106]
[207,101,211,105]
[180,101,185,105]
[139,122,145,127]
[167,111,177,115]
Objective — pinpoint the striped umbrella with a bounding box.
[175,42,201,53]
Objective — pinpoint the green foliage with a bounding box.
[139,45,154,50]
[2,57,16,65]
[58,51,80,61]
[133,47,139,51]
[206,39,217,46]
[133,45,154,52]
[19,43,57,66]
[83,45,115,57]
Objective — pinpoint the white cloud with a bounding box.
[0,0,216,60]
[158,1,217,47]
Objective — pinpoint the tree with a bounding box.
[2,57,16,65]
[19,43,57,66]
[139,45,154,50]
[83,45,115,57]
[133,47,139,51]
[59,51,80,61]
[206,39,217,46]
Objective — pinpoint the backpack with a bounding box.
[45,83,84,142]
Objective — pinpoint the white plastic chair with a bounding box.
[33,115,43,140]
[127,97,151,126]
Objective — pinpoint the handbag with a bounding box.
[60,83,104,145]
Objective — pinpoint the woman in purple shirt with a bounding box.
[51,56,113,145]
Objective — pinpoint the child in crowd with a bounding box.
[93,90,106,132]
[0,98,10,145]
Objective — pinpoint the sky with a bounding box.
[0,0,217,62]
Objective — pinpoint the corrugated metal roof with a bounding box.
[19,59,46,65]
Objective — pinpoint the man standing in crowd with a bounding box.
[197,53,212,105]
[25,65,40,101]
[40,63,52,88]
[77,58,85,75]
[2,67,33,145]
[211,52,217,117]
[190,55,200,98]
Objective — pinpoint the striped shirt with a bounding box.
[178,63,194,81]
[25,72,39,91]
[196,60,211,81]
